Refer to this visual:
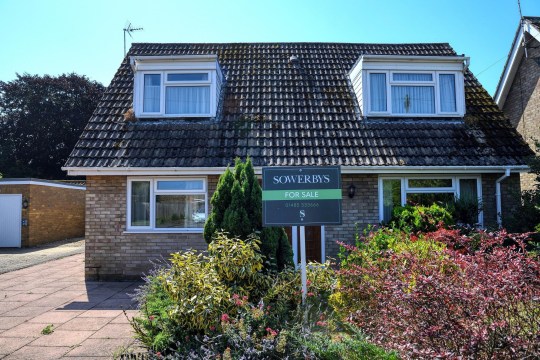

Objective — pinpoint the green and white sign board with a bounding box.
[262,166,342,226]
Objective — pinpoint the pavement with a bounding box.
[0,253,144,359]
[0,239,85,274]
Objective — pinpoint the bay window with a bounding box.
[127,178,207,232]
[379,176,482,225]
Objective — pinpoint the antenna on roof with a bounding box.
[123,22,143,57]
[517,0,528,58]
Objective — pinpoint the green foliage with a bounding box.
[450,196,482,225]
[204,157,293,271]
[507,141,540,232]
[390,203,453,232]
[299,328,400,360]
[0,73,104,179]
[41,324,54,335]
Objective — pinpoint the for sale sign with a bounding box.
[262,166,342,226]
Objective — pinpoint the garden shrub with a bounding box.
[333,229,540,359]
[390,203,454,232]
[132,232,396,358]
[204,157,293,271]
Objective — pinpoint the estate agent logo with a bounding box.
[262,166,342,226]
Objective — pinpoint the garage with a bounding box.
[0,178,85,247]
[0,194,22,247]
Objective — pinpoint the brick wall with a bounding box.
[27,184,85,246]
[481,173,522,229]
[85,175,219,279]
[502,36,540,191]
[325,174,379,261]
[0,183,85,247]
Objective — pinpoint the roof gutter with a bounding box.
[495,168,511,228]
[62,165,529,176]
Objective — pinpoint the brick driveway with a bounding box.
[0,253,143,359]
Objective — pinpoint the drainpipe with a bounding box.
[495,168,511,228]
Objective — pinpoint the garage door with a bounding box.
[0,194,22,247]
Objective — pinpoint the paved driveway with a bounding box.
[0,239,85,274]
[0,253,143,359]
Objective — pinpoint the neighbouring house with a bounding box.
[495,16,540,191]
[0,178,85,247]
[64,42,533,280]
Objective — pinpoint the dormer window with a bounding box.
[132,55,223,118]
[350,55,469,117]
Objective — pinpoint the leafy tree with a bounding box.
[204,158,294,271]
[0,73,104,179]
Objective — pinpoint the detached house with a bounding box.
[64,42,532,280]
[495,16,540,191]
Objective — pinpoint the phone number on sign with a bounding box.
[284,202,320,208]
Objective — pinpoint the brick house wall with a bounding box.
[0,182,85,247]
[85,175,219,280]
[502,36,540,191]
[85,172,521,279]
[481,173,522,229]
[325,174,379,261]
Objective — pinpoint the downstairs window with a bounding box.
[127,178,207,232]
[379,176,482,225]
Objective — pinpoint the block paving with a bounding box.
[0,254,143,359]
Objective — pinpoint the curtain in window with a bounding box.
[131,181,150,226]
[393,73,433,81]
[165,86,210,115]
[459,179,478,202]
[439,74,456,112]
[369,73,387,112]
[383,179,401,223]
[391,86,435,114]
[143,74,161,112]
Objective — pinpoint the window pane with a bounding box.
[439,74,456,112]
[406,192,454,207]
[143,74,161,112]
[383,179,401,223]
[459,179,478,201]
[370,73,387,112]
[391,86,435,114]
[157,180,204,191]
[165,86,210,114]
[408,179,452,188]
[167,73,209,81]
[156,194,206,228]
[131,181,150,226]
[393,73,433,81]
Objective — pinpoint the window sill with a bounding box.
[123,229,203,234]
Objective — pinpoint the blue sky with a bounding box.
[0,0,538,95]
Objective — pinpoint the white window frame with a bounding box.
[378,175,483,226]
[135,70,216,118]
[126,177,208,233]
[366,70,463,117]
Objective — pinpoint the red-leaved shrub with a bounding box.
[333,230,540,359]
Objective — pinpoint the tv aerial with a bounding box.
[123,22,143,57]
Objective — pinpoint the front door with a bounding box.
[285,226,322,264]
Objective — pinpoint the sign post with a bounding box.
[262,166,342,303]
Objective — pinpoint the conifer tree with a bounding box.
[204,158,293,270]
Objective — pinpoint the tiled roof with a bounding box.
[65,42,532,169]
[525,16,540,31]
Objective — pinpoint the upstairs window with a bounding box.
[349,55,468,117]
[132,55,223,118]
[369,71,458,115]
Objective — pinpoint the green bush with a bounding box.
[204,158,293,271]
[390,204,453,232]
